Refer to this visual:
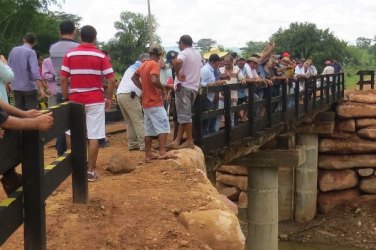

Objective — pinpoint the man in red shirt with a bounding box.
[132,44,173,162]
[60,25,116,181]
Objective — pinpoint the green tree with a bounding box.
[271,22,349,71]
[356,37,372,49]
[240,41,265,58]
[195,38,217,53]
[102,11,160,73]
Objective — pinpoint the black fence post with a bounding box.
[294,79,300,117]
[304,78,309,114]
[248,84,255,137]
[22,131,46,250]
[70,103,88,204]
[320,75,324,106]
[192,89,203,147]
[325,76,330,105]
[312,77,317,110]
[224,85,232,147]
[281,79,287,113]
[341,73,345,98]
[331,74,336,102]
[265,86,272,128]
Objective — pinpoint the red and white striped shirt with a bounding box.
[61,44,114,104]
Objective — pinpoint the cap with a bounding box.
[247,57,259,64]
[148,44,163,55]
[166,50,178,64]
[251,52,263,58]
[282,52,290,58]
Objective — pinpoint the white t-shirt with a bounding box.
[116,61,142,96]
[174,47,201,92]
[219,66,244,101]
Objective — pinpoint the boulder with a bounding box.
[319,136,376,154]
[321,131,353,140]
[357,168,374,177]
[318,189,360,214]
[216,174,247,191]
[238,191,248,208]
[106,154,137,174]
[347,90,376,104]
[359,177,376,194]
[171,146,207,173]
[358,126,376,140]
[218,187,241,201]
[179,209,245,250]
[217,165,248,176]
[219,194,239,216]
[216,181,229,191]
[319,154,376,169]
[318,170,358,192]
[335,119,355,133]
[356,118,376,128]
[337,102,376,118]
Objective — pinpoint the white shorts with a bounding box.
[66,103,105,139]
[143,106,170,136]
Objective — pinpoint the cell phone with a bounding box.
[130,91,136,99]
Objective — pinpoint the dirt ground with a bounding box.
[1,127,376,249]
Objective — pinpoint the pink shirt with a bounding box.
[174,47,201,92]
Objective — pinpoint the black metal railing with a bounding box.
[193,73,345,152]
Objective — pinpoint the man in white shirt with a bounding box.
[116,53,150,151]
[168,35,201,149]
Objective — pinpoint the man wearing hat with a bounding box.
[132,44,173,162]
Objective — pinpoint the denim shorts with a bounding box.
[175,86,197,124]
[143,106,170,136]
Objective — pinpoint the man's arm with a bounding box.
[131,73,142,90]
[1,113,53,131]
[60,76,69,101]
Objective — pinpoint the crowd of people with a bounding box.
[0,20,344,192]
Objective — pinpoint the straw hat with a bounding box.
[203,47,228,59]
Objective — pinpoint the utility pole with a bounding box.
[147,0,153,45]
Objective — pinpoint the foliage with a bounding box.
[270,22,350,71]
[102,11,160,73]
[0,0,80,56]
[240,41,265,58]
[195,38,217,53]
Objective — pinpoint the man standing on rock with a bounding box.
[60,25,116,182]
[168,35,201,149]
[132,44,173,162]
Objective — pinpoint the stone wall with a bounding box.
[216,90,376,218]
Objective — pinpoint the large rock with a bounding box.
[106,154,137,174]
[216,174,247,191]
[171,146,207,173]
[319,136,376,154]
[179,209,245,250]
[337,102,376,118]
[358,126,376,140]
[318,170,358,192]
[318,189,360,214]
[321,131,353,140]
[219,194,239,215]
[218,187,241,201]
[356,118,376,128]
[217,165,248,176]
[319,154,376,169]
[358,168,374,177]
[335,119,356,133]
[238,191,248,208]
[347,90,376,104]
[359,177,376,194]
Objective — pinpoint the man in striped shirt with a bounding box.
[60,25,116,182]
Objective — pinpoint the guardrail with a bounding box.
[0,102,87,250]
[193,73,345,152]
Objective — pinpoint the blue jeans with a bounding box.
[56,92,67,156]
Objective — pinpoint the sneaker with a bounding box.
[87,171,98,182]
[1,171,22,196]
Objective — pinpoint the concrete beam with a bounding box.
[295,112,335,134]
[236,146,306,168]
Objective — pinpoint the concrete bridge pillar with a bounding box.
[295,134,318,222]
[247,166,278,250]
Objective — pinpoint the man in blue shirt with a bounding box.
[8,33,46,110]
[200,54,225,134]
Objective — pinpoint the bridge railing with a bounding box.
[0,102,87,250]
[193,73,344,152]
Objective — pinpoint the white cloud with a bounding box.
[52,0,376,47]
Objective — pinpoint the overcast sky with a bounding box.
[51,0,376,48]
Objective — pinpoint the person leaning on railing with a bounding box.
[0,99,53,195]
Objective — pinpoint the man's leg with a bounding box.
[55,93,67,156]
[24,90,39,110]
[87,139,99,173]
[13,90,25,110]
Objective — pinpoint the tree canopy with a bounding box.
[102,11,159,73]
